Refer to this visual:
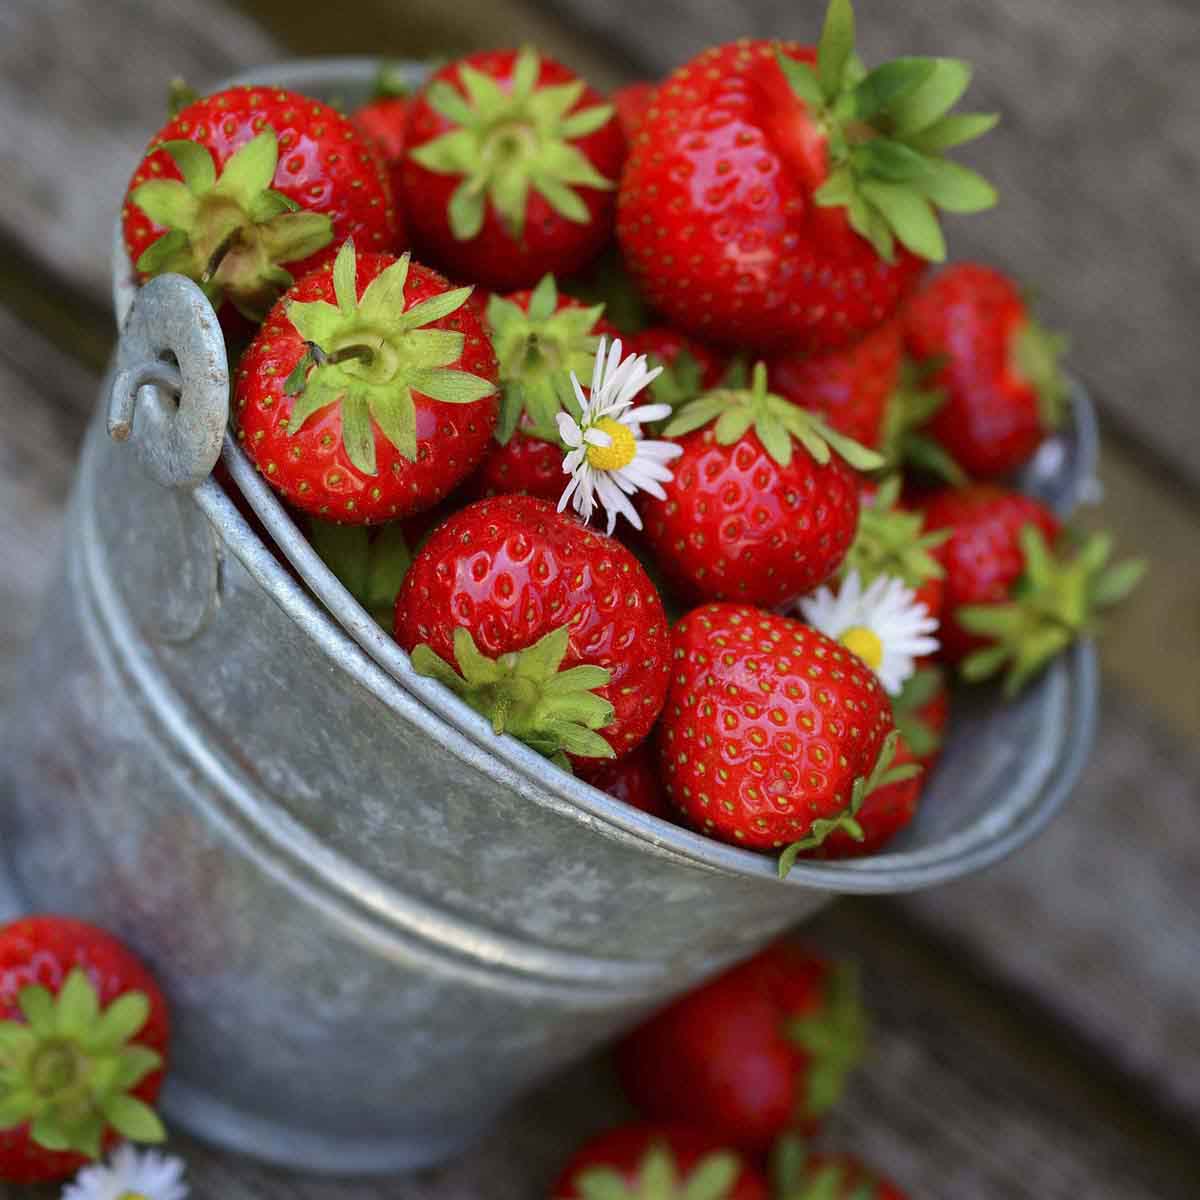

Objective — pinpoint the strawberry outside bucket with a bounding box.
[0,59,1100,1175]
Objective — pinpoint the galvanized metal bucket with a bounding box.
[0,59,1100,1175]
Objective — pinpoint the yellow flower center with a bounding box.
[585,417,638,471]
[840,625,884,669]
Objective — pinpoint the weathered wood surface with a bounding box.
[2,0,1200,1196]
[535,0,1200,491]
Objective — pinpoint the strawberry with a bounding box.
[923,485,1143,692]
[641,364,880,609]
[617,0,997,353]
[615,942,865,1152]
[905,263,1068,477]
[625,327,728,430]
[123,85,396,321]
[583,743,671,819]
[403,48,623,291]
[657,605,913,874]
[351,65,415,248]
[771,1138,907,1200]
[473,274,614,501]
[235,239,498,523]
[394,495,671,766]
[613,81,656,141]
[840,476,949,621]
[766,318,903,449]
[553,1123,768,1200]
[0,917,169,1184]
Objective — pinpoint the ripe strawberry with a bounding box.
[235,239,498,523]
[767,318,903,449]
[123,86,396,321]
[583,743,671,819]
[553,1123,768,1200]
[625,327,728,430]
[924,485,1143,692]
[641,364,880,609]
[473,274,614,502]
[615,941,865,1152]
[771,1138,907,1200]
[403,48,623,291]
[394,495,671,765]
[841,476,949,621]
[657,605,911,874]
[617,0,997,353]
[905,263,1068,477]
[613,81,656,141]
[0,917,169,1184]
[351,66,415,248]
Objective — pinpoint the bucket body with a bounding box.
[0,58,1099,1174]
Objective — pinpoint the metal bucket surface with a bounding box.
[0,58,1100,1174]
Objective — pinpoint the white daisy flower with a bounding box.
[556,337,684,535]
[62,1144,188,1200]
[799,570,940,695]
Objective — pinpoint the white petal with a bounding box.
[625,402,673,426]
[557,411,583,447]
[637,438,684,463]
[584,427,613,446]
[563,446,587,474]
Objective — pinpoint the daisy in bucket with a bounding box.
[556,337,683,535]
[800,570,940,695]
[62,1144,188,1200]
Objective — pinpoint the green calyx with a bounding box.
[130,130,334,320]
[641,349,707,434]
[771,1137,881,1200]
[664,362,884,472]
[778,729,922,878]
[843,475,949,591]
[411,625,615,769]
[1013,316,1070,430]
[284,239,496,475]
[409,45,615,241]
[878,357,966,484]
[309,519,411,626]
[891,665,946,760]
[958,525,1145,696]
[487,274,605,443]
[570,1143,743,1200]
[785,961,868,1119]
[775,0,998,263]
[0,968,165,1159]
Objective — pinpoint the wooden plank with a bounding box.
[533,0,1200,489]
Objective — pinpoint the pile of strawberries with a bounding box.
[117,0,1142,880]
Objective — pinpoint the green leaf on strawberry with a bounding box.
[411,625,615,770]
[770,1136,882,1200]
[309,520,412,627]
[891,666,946,761]
[409,45,615,240]
[778,729,922,877]
[665,362,885,472]
[843,475,949,590]
[877,358,966,484]
[0,968,165,1159]
[777,0,997,263]
[283,240,495,475]
[130,130,334,319]
[573,1143,742,1200]
[786,960,868,1119]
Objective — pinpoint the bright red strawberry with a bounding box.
[583,743,671,819]
[616,942,865,1152]
[625,326,728,429]
[905,263,1068,477]
[617,1,997,353]
[613,81,656,141]
[123,86,396,321]
[841,476,948,621]
[403,48,623,291]
[473,274,615,501]
[771,1138,907,1200]
[658,605,909,873]
[0,917,170,1184]
[553,1123,768,1200]
[767,318,903,448]
[351,68,414,249]
[235,240,498,523]
[923,486,1143,692]
[641,364,879,609]
[395,495,671,765]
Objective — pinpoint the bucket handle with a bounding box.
[108,274,229,489]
